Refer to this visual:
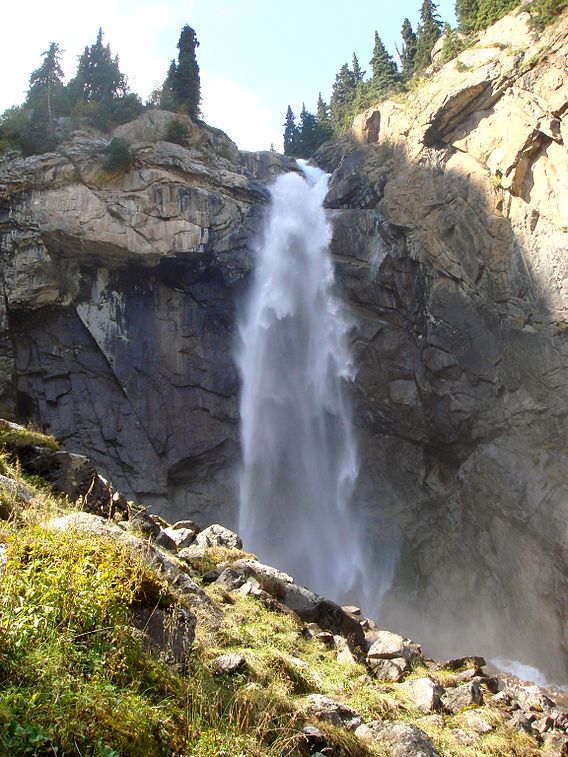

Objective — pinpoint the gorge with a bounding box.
[0,6,567,687]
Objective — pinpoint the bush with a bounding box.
[103,137,135,173]
[528,0,568,28]
[164,118,190,146]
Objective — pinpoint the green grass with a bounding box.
[0,428,549,756]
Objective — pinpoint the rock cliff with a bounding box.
[0,110,295,526]
[0,8,567,682]
[319,8,568,679]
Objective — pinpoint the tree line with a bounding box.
[0,25,201,156]
[282,0,567,158]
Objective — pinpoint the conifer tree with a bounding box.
[369,32,400,99]
[68,29,127,104]
[400,18,418,80]
[475,0,520,29]
[315,93,334,145]
[171,25,201,118]
[299,104,318,157]
[27,42,65,138]
[330,63,357,134]
[352,53,365,83]
[455,0,479,32]
[283,105,300,156]
[414,0,444,73]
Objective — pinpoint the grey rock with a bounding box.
[460,709,494,734]
[191,524,242,550]
[214,567,247,591]
[211,653,246,676]
[442,682,484,713]
[19,446,128,519]
[366,630,422,662]
[355,720,441,756]
[131,605,195,669]
[304,694,361,730]
[368,656,410,682]
[0,474,35,516]
[402,677,444,713]
[162,526,196,550]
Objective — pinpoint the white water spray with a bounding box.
[237,162,367,602]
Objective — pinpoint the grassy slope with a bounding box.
[0,432,544,756]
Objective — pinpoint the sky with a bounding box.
[3,0,456,152]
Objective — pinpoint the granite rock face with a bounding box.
[317,9,568,680]
[0,111,283,526]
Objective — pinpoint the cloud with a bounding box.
[201,72,282,153]
[0,0,192,111]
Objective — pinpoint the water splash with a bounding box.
[236,161,367,602]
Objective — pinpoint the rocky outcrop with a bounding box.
[315,9,568,680]
[0,111,288,526]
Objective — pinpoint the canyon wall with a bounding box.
[319,8,568,678]
[0,9,567,678]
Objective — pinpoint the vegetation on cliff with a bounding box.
[281,0,567,156]
[0,24,200,157]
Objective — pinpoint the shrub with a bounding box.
[164,118,190,146]
[528,0,568,28]
[103,137,134,173]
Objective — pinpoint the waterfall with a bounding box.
[237,161,367,603]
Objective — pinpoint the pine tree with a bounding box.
[475,0,520,29]
[299,104,318,157]
[68,29,127,104]
[283,105,300,156]
[27,42,65,138]
[400,19,418,80]
[352,53,365,83]
[455,0,479,32]
[414,0,444,73]
[369,32,400,99]
[171,25,201,118]
[315,93,334,145]
[330,63,356,134]
[440,23,465,61]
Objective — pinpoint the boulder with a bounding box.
[304,694,362,730]
[19,446,128,519]
[402,677,444,713]
[211,653,246,676]
[368,657,410,682]
[355,720,441,756]
[191,524,242,550]
[442,681,484,713]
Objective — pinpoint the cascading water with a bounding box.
[237,161,367,604]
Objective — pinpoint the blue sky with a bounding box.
[4,0,455,151]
